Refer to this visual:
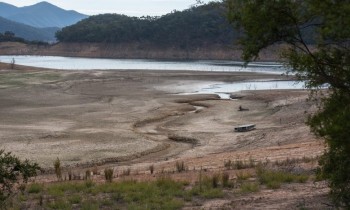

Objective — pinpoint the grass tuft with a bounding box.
[240,182,260,193]
[257,167,308,189]
[28,183,43,194]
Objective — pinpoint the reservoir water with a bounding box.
[0,55,308,98]
[0,55,286,74]
[157,80,306,99]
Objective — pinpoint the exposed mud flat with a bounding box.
[0,63,329,209]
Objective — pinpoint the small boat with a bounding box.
[234,124,256,132]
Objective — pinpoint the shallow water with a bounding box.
[0,55,287,74]
[172,80,306,99]
[0,55,306,98]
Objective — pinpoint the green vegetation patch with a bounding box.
[7,177,224,210]
[257,167,308,189]
[27,183,43,194]
[0,72,61,87]
[240,182,260,193]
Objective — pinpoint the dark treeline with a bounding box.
[0,31,26,42]
[55,2,239,49]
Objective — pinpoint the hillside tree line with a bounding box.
[56,2,238,49]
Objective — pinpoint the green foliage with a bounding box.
[81,200,99,210]
[27,183,43,194]
[68,194,81,204]
[56,2,237,49]
[7,177,225,209]
[0,14,58,42]
[227,0,349,207]
[0,150,40,203]
[47,199,71,209]
[313,93,350,206]
[190,174,224,199]
[240,182,260,193]
[195,188,224,199]
[0,31,25,43]
[101,178,185,210]
[256,167,308,189]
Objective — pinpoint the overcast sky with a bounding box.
[2,0,217,16]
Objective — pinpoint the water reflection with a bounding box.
[0,55,286,73]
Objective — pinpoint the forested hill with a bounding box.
[56,2,238,49]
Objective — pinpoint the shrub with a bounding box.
[85,170,91,180]
[0,150,40,203]
[68,170,72,181]
[149,165,155,174]
[222,172,230,187]
[175,161,186,172]
[104,168,114,182]
[211,174,220,188]
[54,158,62,181]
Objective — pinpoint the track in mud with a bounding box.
[128,99,211,165]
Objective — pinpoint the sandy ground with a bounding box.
[0,62,330,209]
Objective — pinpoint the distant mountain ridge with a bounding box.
[0,1,88,28]
[0,1,87,41]
[0,16,58,41]
[0,2,18,17]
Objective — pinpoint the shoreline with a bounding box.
[0,41,283,61]
[0,55,286,75]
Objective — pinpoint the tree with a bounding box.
[226,0,349,207]
[0,150,40,205]
[3,31,15,38]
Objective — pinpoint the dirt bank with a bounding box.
[0,42,283,60]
